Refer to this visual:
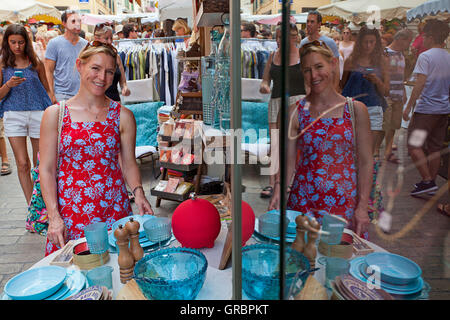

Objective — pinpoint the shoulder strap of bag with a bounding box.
[56,100,65,169]
[347,97,356,145]
[347,96,358,171]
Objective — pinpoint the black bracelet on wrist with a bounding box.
[132,185,144,196]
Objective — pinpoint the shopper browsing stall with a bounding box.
[259,23,306,199]
[341,26,390,220]
[341,26,390,159]
[93,23,130,101]
[45,10,87,102]
[39,42,153,256]
[300,11,340,90]
[0,24,52,203]
[380,29,413,164]
[403,19,450,196]
[268,41,373,238]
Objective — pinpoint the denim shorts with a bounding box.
[3,111,44,138]
[367,106,383,131]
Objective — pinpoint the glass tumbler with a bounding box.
[84,222,109,254]
[86,266,114,290]
[325,257,350,289]
[320,214,347,245]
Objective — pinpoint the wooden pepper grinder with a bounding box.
[125,217,144,263]
[303,217,320,274]
[291,215,308,253]
[114,224,134,284]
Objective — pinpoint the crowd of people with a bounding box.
[263,11,450,234]
[0,10,153,255]
[0,9,448,255]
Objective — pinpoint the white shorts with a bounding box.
[3,111,44,138]
[367,106,383,131]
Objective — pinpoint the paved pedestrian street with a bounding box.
[1,131,449,299]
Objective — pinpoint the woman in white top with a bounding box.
[339,27,354,61]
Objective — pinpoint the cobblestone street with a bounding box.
[0,130,449,299]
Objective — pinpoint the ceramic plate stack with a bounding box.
[109,215,174,251]
[349,253,427,299]
[2,267,87,300]
[331,275,393,300]
[67,285,112,300]
[253,210,302,243]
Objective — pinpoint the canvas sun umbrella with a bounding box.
[407,0,450,21]
[0,0,60,22]
[317,0,428,23]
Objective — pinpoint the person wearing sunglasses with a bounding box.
[93,23,130,101]
[259,23,306,199]
[44,10,88,103]
[300,11,341,90]
[39,42,154,256]
[269,41,373,238]
[339,27,354,61]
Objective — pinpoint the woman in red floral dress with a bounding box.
[39,43,153,256]
[269,41,373,238]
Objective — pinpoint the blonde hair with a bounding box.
[172,19,191,35]
[300,42,334,62]
[78,44,117,68]
[46,30,58,41]
[84,32,94,42]
[94,25,113,37]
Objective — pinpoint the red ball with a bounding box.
[172,197,221,248]
[241,201,255,246]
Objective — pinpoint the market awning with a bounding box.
[317,0,428,22]
[237,13,309,25]
[80,12,159,25]
[0,0,60,22]
[30,14,61,25]
[407,0,450,21]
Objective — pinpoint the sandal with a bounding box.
[437,203,450,217]
[386,153,401,164]
[260,186,273,198]
[1,162,12,176]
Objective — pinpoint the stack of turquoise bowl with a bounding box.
[349,252,429,299]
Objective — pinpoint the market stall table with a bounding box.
[5,221,396,300]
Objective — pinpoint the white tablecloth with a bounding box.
[30,223,386,300]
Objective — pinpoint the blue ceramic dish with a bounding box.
[112,214,155,237]
[4,266,67,300]
[349,257,424,296]
[241,243,310,300]
[364,252,422,285]
[134,247,208,300]
[358,262,423,293]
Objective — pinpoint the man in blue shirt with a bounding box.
[300,11,340,91]
[44,10,88,102]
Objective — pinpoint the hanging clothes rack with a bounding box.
[113,35,191,44]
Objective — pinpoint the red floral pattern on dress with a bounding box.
[45,101,131,256]
[287,98,366,238]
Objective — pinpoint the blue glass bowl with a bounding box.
[242,244,310,300]
[364,252,422,285]
[134,247,208,300]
